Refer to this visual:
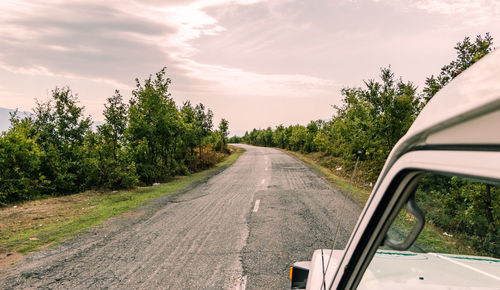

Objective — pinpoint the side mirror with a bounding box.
[383,194,425,251]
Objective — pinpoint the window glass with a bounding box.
[413,174,499,257]
[359,173,500,288]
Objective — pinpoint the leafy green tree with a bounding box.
[32,87,92,194]
[213,118,230,153]
[253,127,274,147]
[0,67,230,206]
[194,103,213,163]
[94,91,138,189]
[128,68,181,184]
[290,125,307,151]
[304,121,319,153]
[0,116,43,205]
[179,101,198,171]
[100,90,128,159]
[424,33,494,102]
[272,125,287,149]
[219,118,229,148]
[314,121,334,153]
[246,129,257,145]
[325,67,420,179]
[228,135,241,143]
[255,130,265,146]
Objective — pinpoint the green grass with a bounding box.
[1,147,244,255]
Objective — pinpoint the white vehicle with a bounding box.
[290,49,500,289]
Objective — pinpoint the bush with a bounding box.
[0,120,43,205]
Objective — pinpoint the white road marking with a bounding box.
[265,167,268,171]
[261,179,265,184]
[253,200,260,212]
[430,253,500,282]
[235,275,247,290]
[241,275,248,290]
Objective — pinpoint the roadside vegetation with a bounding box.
[0,147,243,265]
[0,68,231,206]
[234,33,500,258]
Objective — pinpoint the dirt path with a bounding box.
[0,144,361,289]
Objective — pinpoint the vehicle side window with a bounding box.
[414,175,499,257]
[359,173,500,288]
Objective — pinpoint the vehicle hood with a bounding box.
[358,250,500,289]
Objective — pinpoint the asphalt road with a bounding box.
[0,144,362,289]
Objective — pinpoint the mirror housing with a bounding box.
[383,194,425,251]
[290,261,309,289]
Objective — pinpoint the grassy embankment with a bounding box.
[286,150,480,256]
[0,147,244,259]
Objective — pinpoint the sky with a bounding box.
[0,0,499,136]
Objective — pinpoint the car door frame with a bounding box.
[327,149,500,289]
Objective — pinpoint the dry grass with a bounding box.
[0,191,100,269]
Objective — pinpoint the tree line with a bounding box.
[234,33,499,257]
[0,68,230,205]
[235,34,494,181]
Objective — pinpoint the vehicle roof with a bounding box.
[377,49,500,183]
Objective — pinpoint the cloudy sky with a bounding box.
[0,0,499,135]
